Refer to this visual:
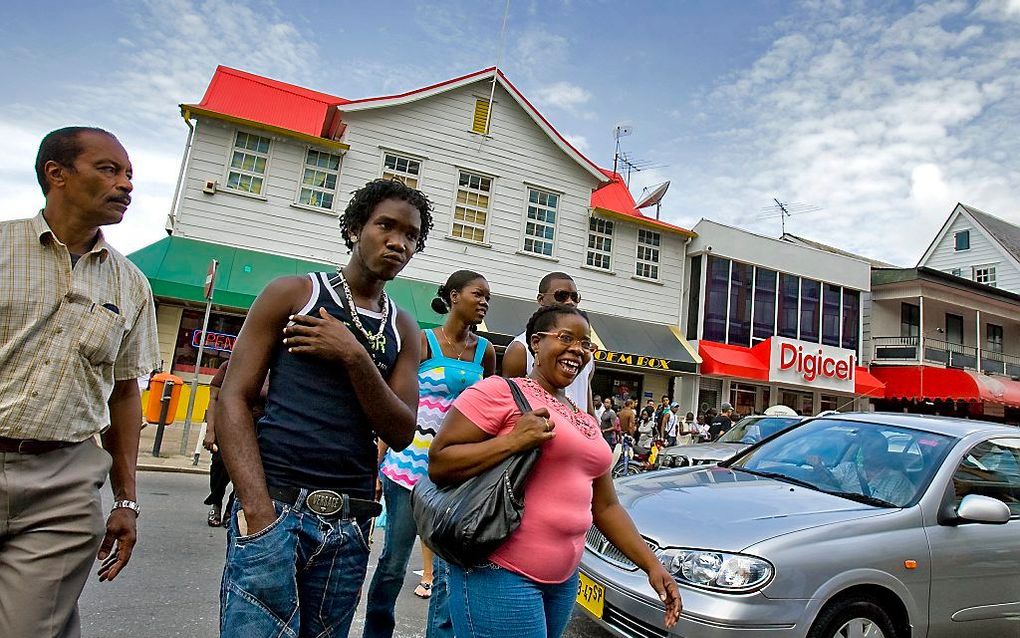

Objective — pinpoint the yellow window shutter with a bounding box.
[472,99,491,134]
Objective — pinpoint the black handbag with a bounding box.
[411,377,541,568]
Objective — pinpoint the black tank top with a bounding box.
[258,272,402,499]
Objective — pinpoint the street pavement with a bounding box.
[79,471,611,637]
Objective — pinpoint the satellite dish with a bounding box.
[636,181,670,209]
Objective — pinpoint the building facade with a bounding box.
[677,220,884,417]
[918,203,1020,294]
[131,66,701,418]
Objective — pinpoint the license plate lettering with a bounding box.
[576,572,605,618]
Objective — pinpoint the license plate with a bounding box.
[576,571,605,618]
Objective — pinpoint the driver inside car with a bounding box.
[815,430,915,505]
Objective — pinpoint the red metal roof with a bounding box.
[590,169,693,236]
[186,66,348,138]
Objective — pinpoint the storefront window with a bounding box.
[686,256,702,340]
[728,261,753,347]
[780,389,814,416]
[842,289,860,353]
[799,279,820,342]
[822,283,841,347]
[704,256,730,343]
[777,273,799,338]
[730,382,760,418]
[752,267,777,341]
[172,309,245,377]
[592,370,643,407]
[819,395,840,412]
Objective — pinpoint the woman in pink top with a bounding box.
[430,305,681,638]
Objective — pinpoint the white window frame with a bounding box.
[973,264,997,287]
[585,216,614,271]
[635,228,661,280]
[379,150,424,189]
[521,186,560,258]
[450,169,495,245]
[224,130,272,197]
[294,147,342,211]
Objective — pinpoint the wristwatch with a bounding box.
[111,500,141,517]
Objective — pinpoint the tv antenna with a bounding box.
[759,198,822,235]
[636,181,671,220]
[612,123,666,187]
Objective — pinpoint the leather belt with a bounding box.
[0,437,79,455]
[267,486,382,519]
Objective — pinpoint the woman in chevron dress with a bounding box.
[363,270,496,638]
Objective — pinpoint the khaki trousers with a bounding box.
[0,440,111,638]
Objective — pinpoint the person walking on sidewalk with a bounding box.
[502,272,595,415]
[0,127,159,638]
[429,305,681,638]
[364,270,496,638]
[216,179,432,638]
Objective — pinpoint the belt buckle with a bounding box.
[305,490,343,517]
[17,440,30,454]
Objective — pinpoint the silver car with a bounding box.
[659,415,802,467]
[578,413,1020,638]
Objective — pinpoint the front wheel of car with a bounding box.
[807,598,899,638]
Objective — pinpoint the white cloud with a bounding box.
[564,133,590,153]
[653,0,1020,266]
[533,81,595,119]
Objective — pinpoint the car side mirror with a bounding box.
[956,494,1012,525]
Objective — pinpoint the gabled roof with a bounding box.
[590,169,694,237]
[183,66,347,140]
[339,67,607,182]
[182,66,607,182]
[961,204,1020,264]
[918,203,1020,269]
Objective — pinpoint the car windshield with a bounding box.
[718,417,801,444]
[728,419,956,507]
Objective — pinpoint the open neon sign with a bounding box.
[191,330,237,353]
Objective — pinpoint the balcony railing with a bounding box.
[873,336,1020,377]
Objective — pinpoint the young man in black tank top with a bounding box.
[216,180,433,638]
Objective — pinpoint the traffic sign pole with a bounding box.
[180,259,218,455]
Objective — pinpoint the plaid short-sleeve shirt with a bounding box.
[0,212,160,442]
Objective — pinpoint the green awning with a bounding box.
[128,236,444,329]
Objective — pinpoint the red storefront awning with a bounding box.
[699,339,886,398]
[698,340,770,381]
[854,367,886,399]
[871,366,1020,408]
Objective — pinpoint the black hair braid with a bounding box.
[431,270,485,314]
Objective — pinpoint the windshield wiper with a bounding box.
[821,490,899,508]
[730,467,821,491]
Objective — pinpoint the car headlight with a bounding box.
[657,549,773,592]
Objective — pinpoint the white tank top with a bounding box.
[510,332,594,412]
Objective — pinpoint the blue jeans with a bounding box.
[447,562,579,638]
[363,475,418,638]
[220,494,371,638]
[426,556,454,638]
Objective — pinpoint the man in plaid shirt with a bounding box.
[0,127,159,637]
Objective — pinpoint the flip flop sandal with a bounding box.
[207,505,222,527]
[413,581,433,599]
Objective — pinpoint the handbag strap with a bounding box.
[505,378,533,414]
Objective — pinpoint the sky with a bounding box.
[1,0,1018,266]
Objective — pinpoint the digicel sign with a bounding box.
[768,337,855,393]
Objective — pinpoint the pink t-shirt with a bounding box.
[452,376,613,583]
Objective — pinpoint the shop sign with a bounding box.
[191,329,237,353]
[593,349,674,371]
[769,337,855,393]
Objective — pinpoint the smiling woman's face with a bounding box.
[531,312,592,390]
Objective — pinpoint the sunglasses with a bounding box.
[536,331,598,352]
[544,290,581,304]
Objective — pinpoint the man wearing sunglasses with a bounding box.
[502,272,596,415]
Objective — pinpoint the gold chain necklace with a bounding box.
[439,326,470,360]
[335,267,389,352]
